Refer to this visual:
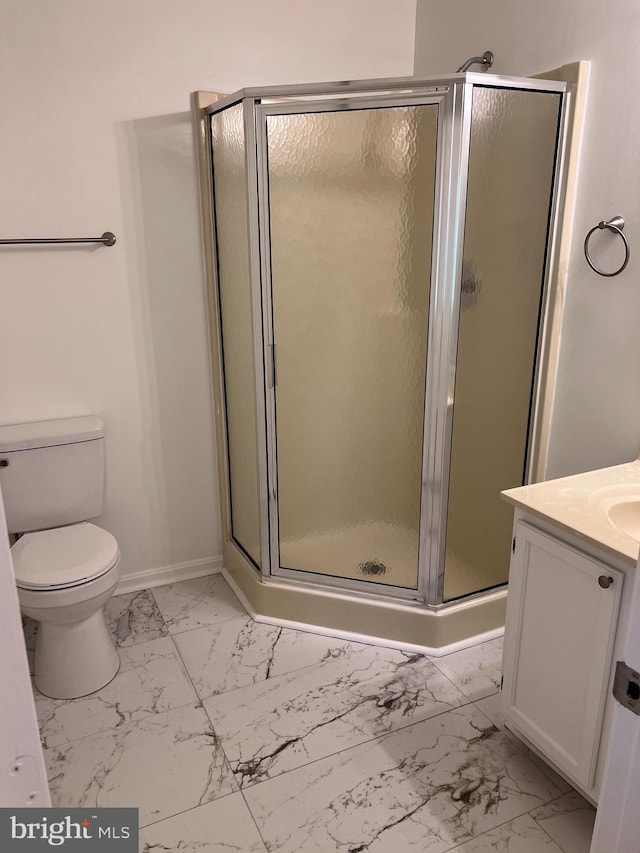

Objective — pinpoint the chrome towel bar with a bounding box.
[0,231,116,247]
[584,216,629,277]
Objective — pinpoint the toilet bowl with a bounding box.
[13,522,121,699]
[0,416,122,700]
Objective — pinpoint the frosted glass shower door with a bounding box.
[261,101,439,590]
[442,87,563,601]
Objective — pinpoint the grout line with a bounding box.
[40,696,205,753]
[192,644,478,708]
[188,639,401,705]
[149,578,251,637]
[529,813,568,853]
[180,632,486,707]
[150,593,261,803]
[147,586,171,631]
[189,654,326,706]
[239,786,270,853]
[433,634,504,662]
[164,610,252,637]
[112,632,172,650]
[224,698,477,794]
[229,689,568,805]
[455,686,501,704]
[193,700,269,845]
[167,631,208,709]
[429,662,502,699]
[169,613,251,637]
[438,812,560,853]
[138,788,240,831]
[529,804,595,853]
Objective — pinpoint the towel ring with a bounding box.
[584,216,630,277]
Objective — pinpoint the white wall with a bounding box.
[0,0,416,578]
[415,0,640,478]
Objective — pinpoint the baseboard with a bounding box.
[221,567,256,618]
[221,567,504,657]
[115,556,222,595]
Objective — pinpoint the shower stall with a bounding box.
[196,71,572,647]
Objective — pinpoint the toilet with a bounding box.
[0,416,120,699]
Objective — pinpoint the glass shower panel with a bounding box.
[443,87,562,601]
[266,104,437,589]
[211,104,262,567]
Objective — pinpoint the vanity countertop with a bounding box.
[502,460,640,567]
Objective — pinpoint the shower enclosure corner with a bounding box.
[201,72,570,617]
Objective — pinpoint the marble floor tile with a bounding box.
[474,694,572,796]
[204,646,469,786]
[431,637,504,701]
[117,635,182,671]
[46,704,237,827]
[139,793,266,852]
[35,636,197,747]
[174,617,278,698]
[244,704,564,853]
[447,814,563,852]
[530,792,596,853]
[105,590,168,647]
[175,616,391,699]
[152,575,246,634]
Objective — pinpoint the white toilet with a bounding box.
[0,416,121,699]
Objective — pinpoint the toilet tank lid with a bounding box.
[0,416,104,452]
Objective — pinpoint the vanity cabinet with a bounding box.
[502,519,624,795]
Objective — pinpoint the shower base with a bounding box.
[223,538,507,655]
[280,522,418,590]
[281,523,504,604]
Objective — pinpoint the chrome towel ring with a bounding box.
[584,216,630,277]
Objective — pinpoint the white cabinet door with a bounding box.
[502,521,623,791]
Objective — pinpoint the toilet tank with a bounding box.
[0,416,106,534]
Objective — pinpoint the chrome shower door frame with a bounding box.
[205,98,271,576]
[243,97,272,573]
[426,78,572,606]
[525,83,573,485]
[418,82,473,606]
[254,85,471,602]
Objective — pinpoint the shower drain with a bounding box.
[358,559,389,577]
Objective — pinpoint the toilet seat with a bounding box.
[12,522,120,591]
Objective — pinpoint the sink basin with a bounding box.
[608,501,640,541]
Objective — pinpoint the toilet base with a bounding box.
[34,609,120,699]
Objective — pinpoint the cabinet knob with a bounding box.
[598,575,614,589]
